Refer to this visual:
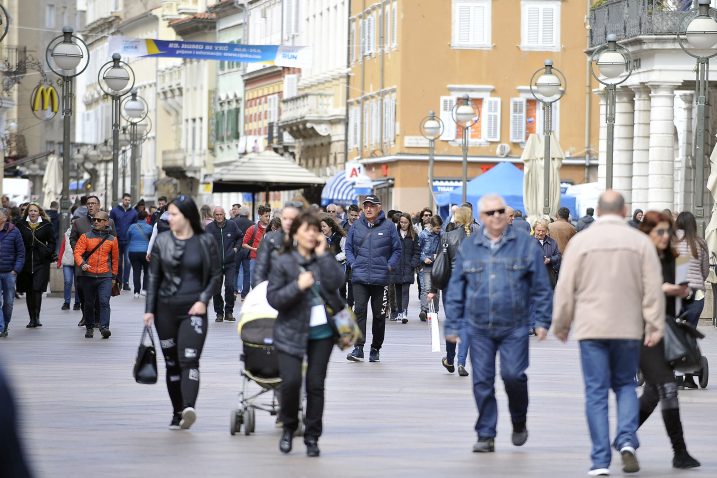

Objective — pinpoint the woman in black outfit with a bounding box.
[267,212,344,457]
[637,211,699,469]
[390,213,419,324]
[16,203,56,328]
[144,196,221,430]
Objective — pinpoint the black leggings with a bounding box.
[277,337,333,439]
[155,297,208,413]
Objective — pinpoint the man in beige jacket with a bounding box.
[553,191,664,476]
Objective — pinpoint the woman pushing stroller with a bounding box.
[267,212,345,457]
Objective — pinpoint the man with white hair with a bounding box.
[205,206,242,322]
[444,193,553,453]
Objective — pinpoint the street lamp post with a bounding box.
[121,90,148,201]
[590,34,632,190]
[46,26,89,232]
[678,0,717,235]
[530,60,566,216]
[98,53,135,206]
[451,94,479,204]
[420,111,444,211]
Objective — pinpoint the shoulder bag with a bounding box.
[431,241,451,290]
[663,313,704,373]
[133,326,158,384]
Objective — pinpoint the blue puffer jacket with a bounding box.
[0,222,25,273]
[345,211,401,285]
[110,205,138,243]
[444,225,553,334]
[419,228,442,263]
[127,222,153,253]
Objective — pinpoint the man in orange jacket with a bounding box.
[74,211,119,339]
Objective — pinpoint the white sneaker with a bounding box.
[134,293,140,299]
[140,290,146,296]
[588,469,610,476]
[180,407,196,430]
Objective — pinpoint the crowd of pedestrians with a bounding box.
[0,188,710,475]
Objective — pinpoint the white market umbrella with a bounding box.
[522,133,564,225]
[42,153,62,208]
[704,144,717,284]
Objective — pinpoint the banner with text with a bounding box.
[108,36,311,69]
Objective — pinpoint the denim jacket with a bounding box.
[444,225,553,335]
[418,228,442,263]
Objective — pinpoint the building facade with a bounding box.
[348,0,599,211]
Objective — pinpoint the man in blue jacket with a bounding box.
[344,195,401,363]
[0,208,25,337]
[110,193,138,291]
[444,194,552,453]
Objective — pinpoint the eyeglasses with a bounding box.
[92,218,108,222]
[327,209,336,213]
[481,208,506,217]
[654,228,671,237]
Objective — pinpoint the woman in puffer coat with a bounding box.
[418,215,443,321]
[390,213,420,324]
[267,212,344,458]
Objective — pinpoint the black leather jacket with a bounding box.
[252,230,285,287]
[145,231,222,314]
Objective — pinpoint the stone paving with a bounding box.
[1,288,716,478]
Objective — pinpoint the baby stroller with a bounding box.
[230,282,304,436]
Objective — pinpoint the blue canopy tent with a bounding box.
[446,162,577,218]
[321,171,373,206]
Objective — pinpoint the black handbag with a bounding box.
[431,241,451,290]
[133,326,158,384]
[663,314,704,373]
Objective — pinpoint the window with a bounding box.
[360,17,366,57]
[45,4,56,29]
[350,20,357,63]
[510,98,526,143]
[371,98,381,146]
[383,93,396,145]
[267,95,279,124]
[510,96,560,142]
[392,1,397,47]
[363,13,375,56]
[452,0,491,49]
[385,4,391,50]
[348,105,360,150]
[284,74,298,99]
[439,96,457,141]
[484,97,501,142]
[283,0,300,37]
[521,0,560,51]
[363,102,370,148]
[216,110,225,143]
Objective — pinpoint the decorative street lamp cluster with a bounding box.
[121,90,149,202]
[452,95,480,205]
[419,111,443,210]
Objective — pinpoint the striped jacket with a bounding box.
[674,230,709,292]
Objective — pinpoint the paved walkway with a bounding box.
[1,288,716,477]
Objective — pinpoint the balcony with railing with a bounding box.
[162,148,186,172]
[280,93,343,140]
[589,0,694,48]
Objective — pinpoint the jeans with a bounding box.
[579,339,641,470]
[420,267,439,312]
[0,272,17,331]
[277,337,333,437]
[213,262,236,315]
[236,256,251,298]
[394,282,411,313]
[118,241,131,285]
[78,276,112,329]
[682,296,704,327]
[442,290,469,366]
[62,266,80,305]
[128,252,148,294]
[353,283,388,350]
[469,325,529,439]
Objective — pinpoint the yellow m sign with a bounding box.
[32,84,59,113]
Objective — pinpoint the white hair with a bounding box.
[477,194,507,212]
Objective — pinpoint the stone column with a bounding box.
[614,87,635,210]
[647,83,678,211]
[596,89,607,191]
[631,86,650,210]
[676,91,694,213]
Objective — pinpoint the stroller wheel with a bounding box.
[699,356,709,389]
[230,408,242,435]
[245,407,255,435]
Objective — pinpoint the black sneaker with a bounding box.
[61,303,70,310]
[457,365,469,377]
[100,328,112,339]
[419,310,427,322]
[85,328,94,338]
[369,348,380,362]
[169,413,181,430]
[0,327,7,338]
[511,423,528,446]
[346,346,364,362]
[472,437,495,453]
[215,315,224,323]
[78,317,85,327]
[73,303,82,311]
[442,357,455,373]
[225,312,236,322]
[122,283,131,291]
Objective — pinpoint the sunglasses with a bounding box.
[481,208,506,217]
[654,228,671,237]
[327,210,336,213]
[92,218,108,222]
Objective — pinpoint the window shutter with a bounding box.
[373,98,380,145]
[233,108,241,140]
[363,102,370,147]
[385,4,391,50]
[284,74,298,98]
[510,98,526,143]
[526,6,540,46]
[456,5,472,45]
[541,6,555,47]
[350,21,356,62]
[440,96,456,140]
[367,15,374,54]
[484,97,501,142]
[392,1,397,46]
[360,17,366,56]
[217,110,225,142]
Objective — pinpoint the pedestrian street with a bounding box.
[2,289,716,478]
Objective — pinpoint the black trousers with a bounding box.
[212,262,236,315]
[277,337,333,438]
[340,268,354,307]
[155,296,208,413]
[394,283,411,312]
[25,290,43,321]
[128,252,148,294]
[352,283,388,350]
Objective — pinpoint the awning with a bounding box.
[321,171,373,206]
[212,150,325,193]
